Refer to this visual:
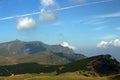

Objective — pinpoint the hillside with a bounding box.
[0,54,119,76]
[58,54,120,76]
[0,52,85,65]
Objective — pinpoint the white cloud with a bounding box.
[97,41,108,48]
[39,9,57,22]
[97,39,120,48]
[39,0,58,22]
[17,17,36,31]
[60,42,76,50]
[41,0,57,7]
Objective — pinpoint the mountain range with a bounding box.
[0,40,119,77]
[0,40,85,65]
[0,39,74,56]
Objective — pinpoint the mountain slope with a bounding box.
[0,40,86,65]
[57,54,120,76]
[0,52,85,65]
[0,40,74,56]
[0,54,119,76]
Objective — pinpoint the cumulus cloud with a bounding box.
[17,17,36,31]
[41,0,57,7]
[60,42,76,50]
[39,0,58,22]
[97,39,120,48]
[39,9,57,22]
[97,41,108,48]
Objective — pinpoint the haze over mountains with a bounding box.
[78,47,120,61]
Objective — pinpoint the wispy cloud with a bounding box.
[56,0,112,11]
[0,0,113,21]
[93,26,106,31]
[115,27,120,30]
[101,34,118,40]
[83,18,109,25]
[95,12,120,19]
[52,21,61,26]
[0,12,40,21]
[82,12,120,25]
[93,20,110,25]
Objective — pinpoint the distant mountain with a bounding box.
[0,54,119,76]
[0,39,74,56]
[0,40,86,65]
[77,47,120,61]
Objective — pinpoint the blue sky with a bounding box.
[0,0,120,51]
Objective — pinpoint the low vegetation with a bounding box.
[0,74,119,80]
[0,54,119,77]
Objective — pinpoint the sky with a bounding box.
[0,0,120,58]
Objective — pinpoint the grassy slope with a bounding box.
[0,54,119,76]
[0,74,119,80]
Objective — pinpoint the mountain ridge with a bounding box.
[0,39,75,56]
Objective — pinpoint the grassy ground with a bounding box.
[0,73,119,80]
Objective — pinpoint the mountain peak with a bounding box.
[15,39,21,41]
[13,39,22,42]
